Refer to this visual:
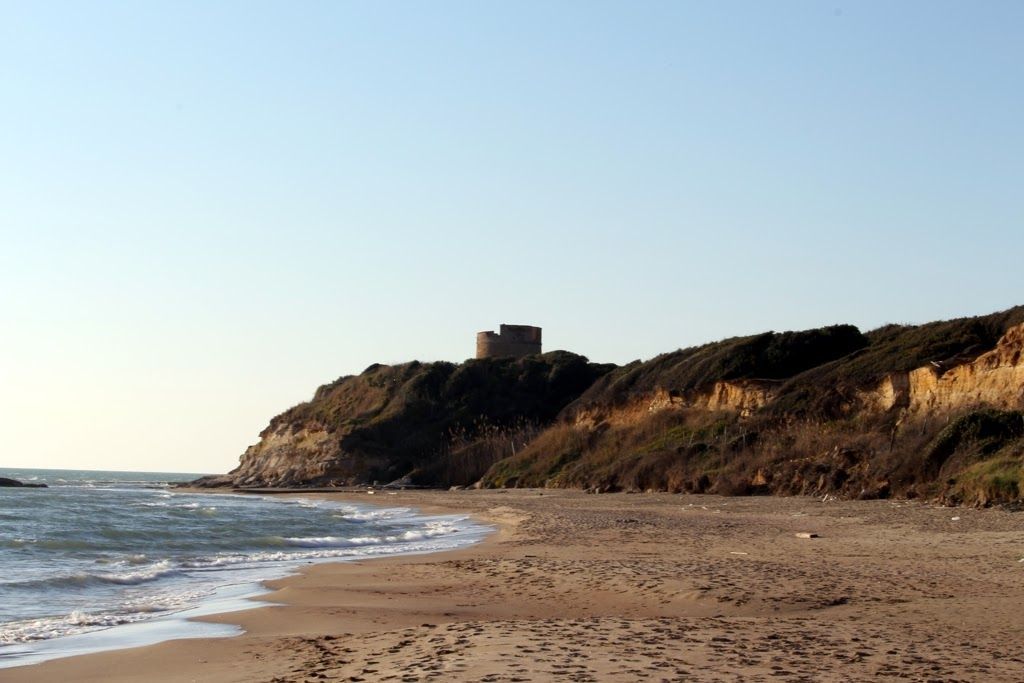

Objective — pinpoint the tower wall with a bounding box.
[476,324,542,359]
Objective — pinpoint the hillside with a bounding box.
[198,306,1024,505]
[482,306,1024,505]
[195,351,614,488]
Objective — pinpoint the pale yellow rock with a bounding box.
[858,322,1024,415]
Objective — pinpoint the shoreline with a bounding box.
[0,487,494,674]
[5,489,1024,681]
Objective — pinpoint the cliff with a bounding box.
[199,306,1024,506]
[481,307,1024,506]
[195,351,614,488]
[857,322,1024,415]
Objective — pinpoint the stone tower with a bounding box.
[476,324,542,359]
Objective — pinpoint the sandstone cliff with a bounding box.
[571,381,780,430]
[857,323,1024,416]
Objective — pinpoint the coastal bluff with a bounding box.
[194,351,613,489]
[195,306,1024,506]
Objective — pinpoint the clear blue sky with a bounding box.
[2,1,1021,473]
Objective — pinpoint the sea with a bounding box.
[0,467,489,668]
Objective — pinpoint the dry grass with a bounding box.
[481,406,1024,506]
[424,420,544,487]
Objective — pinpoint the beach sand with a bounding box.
[5,490,1024,682]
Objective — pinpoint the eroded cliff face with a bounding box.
[573,324,1024,434]
[572,380,779,429]
[482,316,1024,503]
[691,380,779,415]
[213,364,399,488]
[227,422,385,488]
[857,323,1024,416]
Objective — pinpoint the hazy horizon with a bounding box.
[3,2,1022,473]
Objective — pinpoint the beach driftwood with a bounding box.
[0,477,48,488]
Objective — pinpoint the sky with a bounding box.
[1,1,1022,474]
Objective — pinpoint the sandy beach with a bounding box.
[5,489,1024,682]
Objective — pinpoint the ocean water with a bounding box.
[0,468,488,668]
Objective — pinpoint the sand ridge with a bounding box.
[5,490,1024,682]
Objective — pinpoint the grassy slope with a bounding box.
[481,307,1024,505]
[258,351,615,486]
[769,305,1024,417]
[567,325,868,412]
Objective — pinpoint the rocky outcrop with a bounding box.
[857,323,1024,415]
[227,421,388,488]
[684,379,779,416]
[908,322,1024,413]
[0,477,47,488]
[572,380,779,429]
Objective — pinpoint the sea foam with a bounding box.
[0,467,490,667]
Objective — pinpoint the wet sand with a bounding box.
[5,490,1024,682]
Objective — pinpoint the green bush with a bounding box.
[571,325,868,410]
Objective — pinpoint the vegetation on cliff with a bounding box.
[769,305,1024,418]
[209,351,613,488]
[480,306,1024,506]
[568,324,868,411]
[205,306,1024,506]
